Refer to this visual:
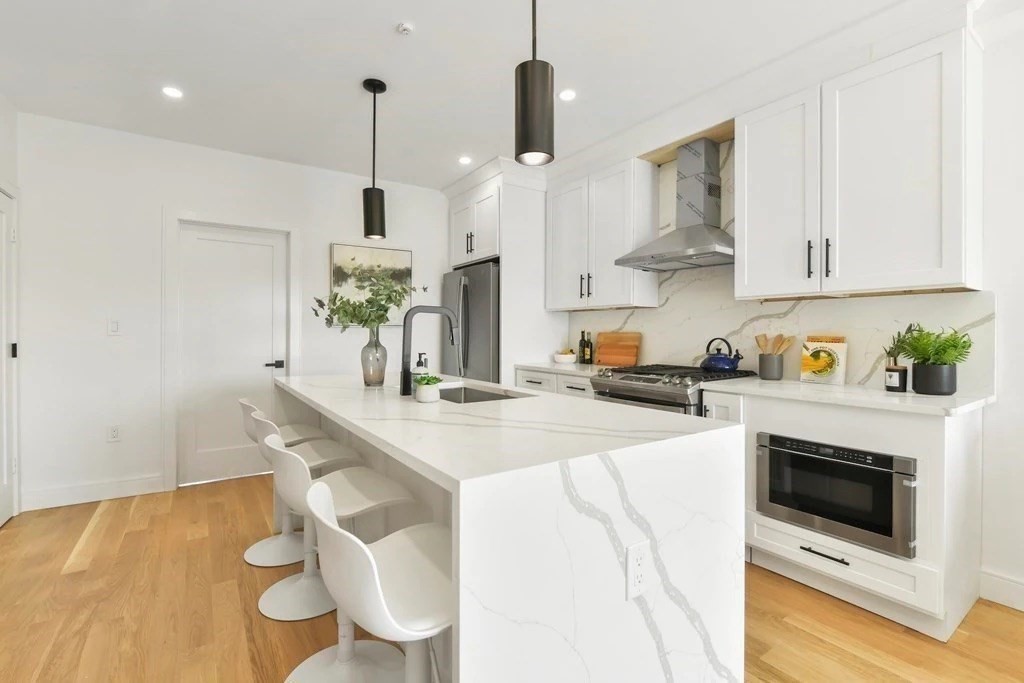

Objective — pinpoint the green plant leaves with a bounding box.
[899,324,973,366]
[313,264,413,332]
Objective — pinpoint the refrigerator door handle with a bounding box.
[458,275,469,368]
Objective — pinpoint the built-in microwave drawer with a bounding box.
[515,370,556,393]
[746,511,942,616]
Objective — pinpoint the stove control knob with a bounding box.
[600,369,613,378]
[681,377,697,387]
[660,377,670,384]
[670,376,683,386]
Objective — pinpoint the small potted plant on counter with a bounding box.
[901,324,973,396]
[882,325,912,393]
[413,374,443,403]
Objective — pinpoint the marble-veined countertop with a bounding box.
[275,373,729,491]
[707,377,994,417]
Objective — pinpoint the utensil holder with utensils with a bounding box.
[756,333,793,381]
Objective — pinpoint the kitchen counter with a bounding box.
[276,373,723,491]
[513,360,613,379]
[709,377,995,417]
[274,373,744,682]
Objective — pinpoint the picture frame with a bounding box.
[329,243,413,326]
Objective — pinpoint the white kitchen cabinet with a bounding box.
[556,375,595,398]
[450,179,500,267]
[515,369,557,393]
[702,390,743,422]
[515,367,594,398]
[546,159,658,310]
[820,31,981,294]
[734,30,982,300]
[735,88,822,299]
[546,177,590,309]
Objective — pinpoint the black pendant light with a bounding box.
[515,0,554,166]
[362,78,387,239]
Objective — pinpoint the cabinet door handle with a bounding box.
[800,545,849,566]
[565,385,586,392]
[525,379,543,386]
[807,240,814,279]
[469,232,475,253]
[579,274,585,299]
[825,238,832,278]
[587,273,593,297]
[465,233,470,254]
[264,360,285,369]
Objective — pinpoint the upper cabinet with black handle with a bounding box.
[735,30,983,300]
[546,158,658,310]
[449,179,500,268]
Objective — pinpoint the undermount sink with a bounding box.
[440,386,528,404]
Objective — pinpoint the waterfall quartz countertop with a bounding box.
[274,373,731,492]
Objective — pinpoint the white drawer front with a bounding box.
[747,512,941,615]
[557,375,594,398]
[516,370,556,393]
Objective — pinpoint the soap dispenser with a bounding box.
[412,353,429,376]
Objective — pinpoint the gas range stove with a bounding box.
[590,364,757,415]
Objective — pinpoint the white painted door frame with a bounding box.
[0,181,20,522]
[161,208,303,491]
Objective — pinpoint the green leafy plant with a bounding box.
[899,324,973,366]
[312,264,414,331]
[883,324,914,365]
[413,374,442,386]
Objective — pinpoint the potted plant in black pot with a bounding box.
[901,324,973,396]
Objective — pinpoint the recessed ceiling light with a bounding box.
[458,156,473,165]
[558,89,576,102]
[162,86,184,99]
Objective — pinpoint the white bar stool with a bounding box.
[259,434,415,623]
[295,481,454,683]
[242,410,363,568]
[240,398,329,447]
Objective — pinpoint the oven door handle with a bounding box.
[594,393,688,414]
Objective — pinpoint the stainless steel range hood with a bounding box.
[615,138,734,272]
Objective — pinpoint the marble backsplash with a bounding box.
[569,138,995,395]
[569,267,996,394]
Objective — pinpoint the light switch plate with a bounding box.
[107,425,121,442]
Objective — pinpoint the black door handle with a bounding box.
[825,238,832,278]
[265,360,284,369]
[465,233,470,254]
[807,240,814,279]
[800,545,849,566]
[469,232,475,253]
[587,273,593,297]
[579,274,585,299]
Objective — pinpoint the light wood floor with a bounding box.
[0,476,1021,682]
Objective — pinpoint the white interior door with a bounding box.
[0,191,14,526]
[179,224,287,485]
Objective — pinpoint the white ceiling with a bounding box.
[0,0,902,189]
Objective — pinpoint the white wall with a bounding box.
[0,94,16,186]
[979,30,1024,611]
[16,114,448,509]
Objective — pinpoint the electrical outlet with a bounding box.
[107,319,121,336]
[626,540,651,599]
[107,425,121,442]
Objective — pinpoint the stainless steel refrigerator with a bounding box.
[441,261,499,382]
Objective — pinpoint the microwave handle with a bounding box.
[893,472,917,555]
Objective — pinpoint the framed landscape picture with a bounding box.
[330,243,413,326]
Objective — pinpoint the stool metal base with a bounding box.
[243,532,304,567]
[286,642,405,683]
[258,573,334,621]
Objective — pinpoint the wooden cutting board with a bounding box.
[595,332,641,367]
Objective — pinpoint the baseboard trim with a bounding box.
[981,570,1024,612]
[21,475,168,511]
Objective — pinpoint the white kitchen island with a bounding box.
[275,374,745,683]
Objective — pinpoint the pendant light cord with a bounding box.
[531,0,537,60]
[371,91,377,189]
